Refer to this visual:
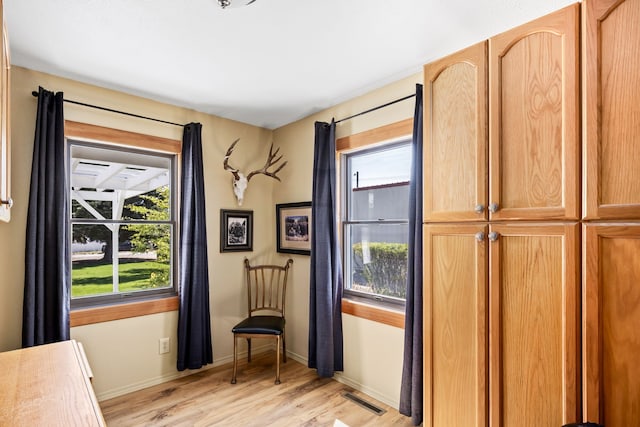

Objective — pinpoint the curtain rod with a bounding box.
[31,91,185,127]
[334,93,416,124]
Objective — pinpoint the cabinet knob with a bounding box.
[488,231,499,242]
[475,232,485,242]
[474,204,485,214]
[489,203,499,213]
[0,197,12,208]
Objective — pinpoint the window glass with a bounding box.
[343,141,411,305]
[69,142,176,307]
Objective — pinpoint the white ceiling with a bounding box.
[4,0,576,129]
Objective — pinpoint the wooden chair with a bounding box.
[231,258,293,385]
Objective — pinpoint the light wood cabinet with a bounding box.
[583,224,640,425]
[424,222,580,426]
[425,4,580,223]
[424,1,640,425]
[423,42,488,222]
[489,4,580,221]
[424,224,487,426]
[583,0,640,220]
[488,223,580,426]
[0,1,10,223]
[423,6,583,426]
[0,340,105,426]
[581,0,640,422]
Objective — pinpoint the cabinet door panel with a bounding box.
[425,224,487,427]
[489,4,579,220]
[583,225,640,424]
[583,0,640,219]
[424,42,487,222]
[489,223,579,426]
[0,16,10,222]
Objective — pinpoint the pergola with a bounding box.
[70,143,170,292]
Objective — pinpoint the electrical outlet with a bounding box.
[159,337,170,354]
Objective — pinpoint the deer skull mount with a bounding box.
[223,138,287,205]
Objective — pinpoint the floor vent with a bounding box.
[342,392,386,416]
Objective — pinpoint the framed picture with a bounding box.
[276,202,312,255]
[220,209,253,252]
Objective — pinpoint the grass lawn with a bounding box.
[72,260,170,297]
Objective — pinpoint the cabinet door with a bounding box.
[489,4,580,221]
[424,42,488,222]
[583,0,640,219]
[424,224,487,427]
[0,10,10,222]
[489,223,580,426]
[583,224,640,424]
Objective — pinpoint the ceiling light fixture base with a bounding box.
[217,0,257,9]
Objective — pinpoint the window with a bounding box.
[69,141,177,308]
[341,140,412,307]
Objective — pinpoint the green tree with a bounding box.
[124,186,171,263]
[124,186,171,288]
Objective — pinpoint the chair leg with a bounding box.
[282,329,287,363]
[275,335,281,385]
[231,334,238,384]
[247,338,252,363]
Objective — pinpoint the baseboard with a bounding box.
[283,350,399,410]
[96,343,271,401]
[284,349,308,365]
[96,367,196,401]
[97,346,400,410]
[332,372,399,410]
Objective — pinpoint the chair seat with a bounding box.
[232,315,285,335]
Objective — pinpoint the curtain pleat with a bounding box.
[177,122,213,371]
[22,87,70,347]
[399,84,424,425]
[308,120,344,377]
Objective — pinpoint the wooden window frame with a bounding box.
[337,118,413,327]
[66,121,181,326]
[65,121,181,154]
[342,298,405,329]
[71,296,179,327]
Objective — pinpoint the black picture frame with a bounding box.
[220,209,253,252]
[276,202,312,255]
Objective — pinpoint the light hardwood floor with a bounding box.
[100,351,414,426]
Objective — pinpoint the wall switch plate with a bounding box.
[159,337,170,354]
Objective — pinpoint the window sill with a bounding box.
[341,298,405,329]
[70,296,179,327]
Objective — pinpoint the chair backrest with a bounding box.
[244,258,293,318]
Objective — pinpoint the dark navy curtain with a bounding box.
[22,87,70,347]
[177,122,213,371]
[400,84,424,425]
[308,120,343,377]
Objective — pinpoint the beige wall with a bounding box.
[273,72,422,408]
[0,66,286,399]
[0,64,421,407]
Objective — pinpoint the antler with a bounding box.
[223,138,242,180]
[246,143,288,182]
